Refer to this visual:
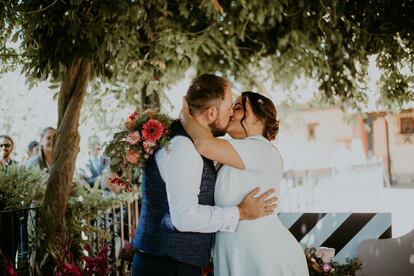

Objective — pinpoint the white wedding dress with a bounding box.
[213,136,309,276]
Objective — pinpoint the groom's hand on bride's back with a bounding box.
[237,187,278,220]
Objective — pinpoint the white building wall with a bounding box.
[278,108,359,171]
[386,115,414,177]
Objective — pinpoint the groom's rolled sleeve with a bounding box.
[158,136,239,233]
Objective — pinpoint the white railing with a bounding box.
[280,160,389,211]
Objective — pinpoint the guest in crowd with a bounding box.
[0,135,19,265]
[79,135,109,188]
[0,135,18,167]
[21,140,39,164]
[25,127,56,173]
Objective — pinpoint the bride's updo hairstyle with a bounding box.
[240,91,279,141]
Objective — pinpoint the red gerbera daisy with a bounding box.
[142,119,164,142]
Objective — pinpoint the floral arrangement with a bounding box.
[104,109,173,192]
[305,247,362,276]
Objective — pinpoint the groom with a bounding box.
[132,74,277,276]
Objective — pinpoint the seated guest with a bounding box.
[26,127,56,173]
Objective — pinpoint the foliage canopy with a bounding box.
[1,0,413,110]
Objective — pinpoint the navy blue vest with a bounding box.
[133,121,216,267]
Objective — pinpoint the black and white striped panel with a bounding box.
[278,213,392,263]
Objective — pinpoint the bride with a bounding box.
[180,91,309,276]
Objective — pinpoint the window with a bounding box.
[307,123,319,140]
[400,117,414,134]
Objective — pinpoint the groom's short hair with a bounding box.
[186,74,229,115]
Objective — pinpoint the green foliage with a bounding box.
[1,0,413,112]
[213,0,413,111]
[0,164,47,209]
[329,258,364,276]
[65,185,140,263]
[0,1,19,74]
[30,184,140,271]
[0,162,139,267]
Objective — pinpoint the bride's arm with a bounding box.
[180,97,245,169]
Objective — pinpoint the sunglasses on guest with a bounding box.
[0,144,12,148]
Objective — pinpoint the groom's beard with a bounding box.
[209,119,227,137]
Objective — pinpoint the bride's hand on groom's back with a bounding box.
[237,187,278,220]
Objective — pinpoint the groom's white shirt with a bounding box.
[155,136,239,233]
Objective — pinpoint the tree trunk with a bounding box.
[37,57,91,272]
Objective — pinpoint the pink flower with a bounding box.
[142,119,164,142]
[322,263,332,272]
[126,131,141,145]
[126,149,140,164]
[143,140,156,154]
